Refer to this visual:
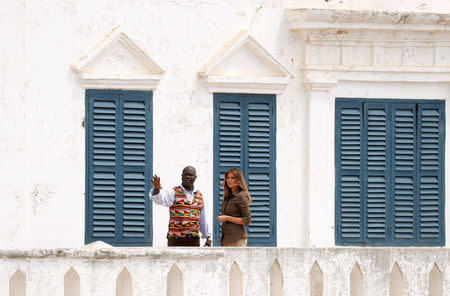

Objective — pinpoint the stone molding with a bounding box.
[285,8,450,32]
[0,248,224,260]
[199,30,292,94]
[2,247,449,259]
[72,27,164,90]
[305,79,337,92]
[286,8,450,84]
[304,66,450,83]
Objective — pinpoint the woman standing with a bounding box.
[216,168,252,246]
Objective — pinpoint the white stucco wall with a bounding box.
[0,1,449,249]
[0,0,305,248]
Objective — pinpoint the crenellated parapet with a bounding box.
[1,247,449,295]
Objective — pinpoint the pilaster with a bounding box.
[305,79,337,247]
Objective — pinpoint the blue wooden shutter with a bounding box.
[245,95,276,246]
[87,93,118,240]
[391,103,416,244]
[86,90,152,246]
[364,103,389,242]
[336,98,445,246]
[335,101,363,243]
[120,94,152,243]
[213,93,276,246]
[213,94,244,246]
[417,103,445,245]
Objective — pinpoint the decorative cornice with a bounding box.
[285,8,450,32]
[199,30,292,94]
[200,30,292,77]
[287,9,450,83]
[72,27,164,90]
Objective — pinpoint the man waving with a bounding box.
[150,166,212,247]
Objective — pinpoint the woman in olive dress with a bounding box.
[216,168,252,246]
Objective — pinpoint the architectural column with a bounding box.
[306,79,337,247]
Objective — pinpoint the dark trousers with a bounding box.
[167,237,200,247]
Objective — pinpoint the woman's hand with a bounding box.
[216,215,228,222]
[217,215,245,225]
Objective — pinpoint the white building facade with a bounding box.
[1,0,450,295]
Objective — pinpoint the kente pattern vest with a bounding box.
[167,186,204,238]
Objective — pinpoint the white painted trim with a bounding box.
[303,66,450,83]
[203,76,290,94]
[72,27,164,90]
[305,80,337,92]
[77,74,162,90]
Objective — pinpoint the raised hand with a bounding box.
[151,174,162,191]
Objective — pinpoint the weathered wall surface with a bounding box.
[0,0,449,249]
[0,0,304,248]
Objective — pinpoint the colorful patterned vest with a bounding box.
[167,186,204,238]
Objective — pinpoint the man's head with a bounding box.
[181,166,197,190]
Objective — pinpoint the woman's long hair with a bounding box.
[222,168,251,202]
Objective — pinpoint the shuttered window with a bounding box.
[213,93,276,246]
[85,90,152,246]
[335,98,445,246]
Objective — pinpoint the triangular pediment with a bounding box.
[200,31,292,93]
[210,43,285,77]
[72,27,164,89]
